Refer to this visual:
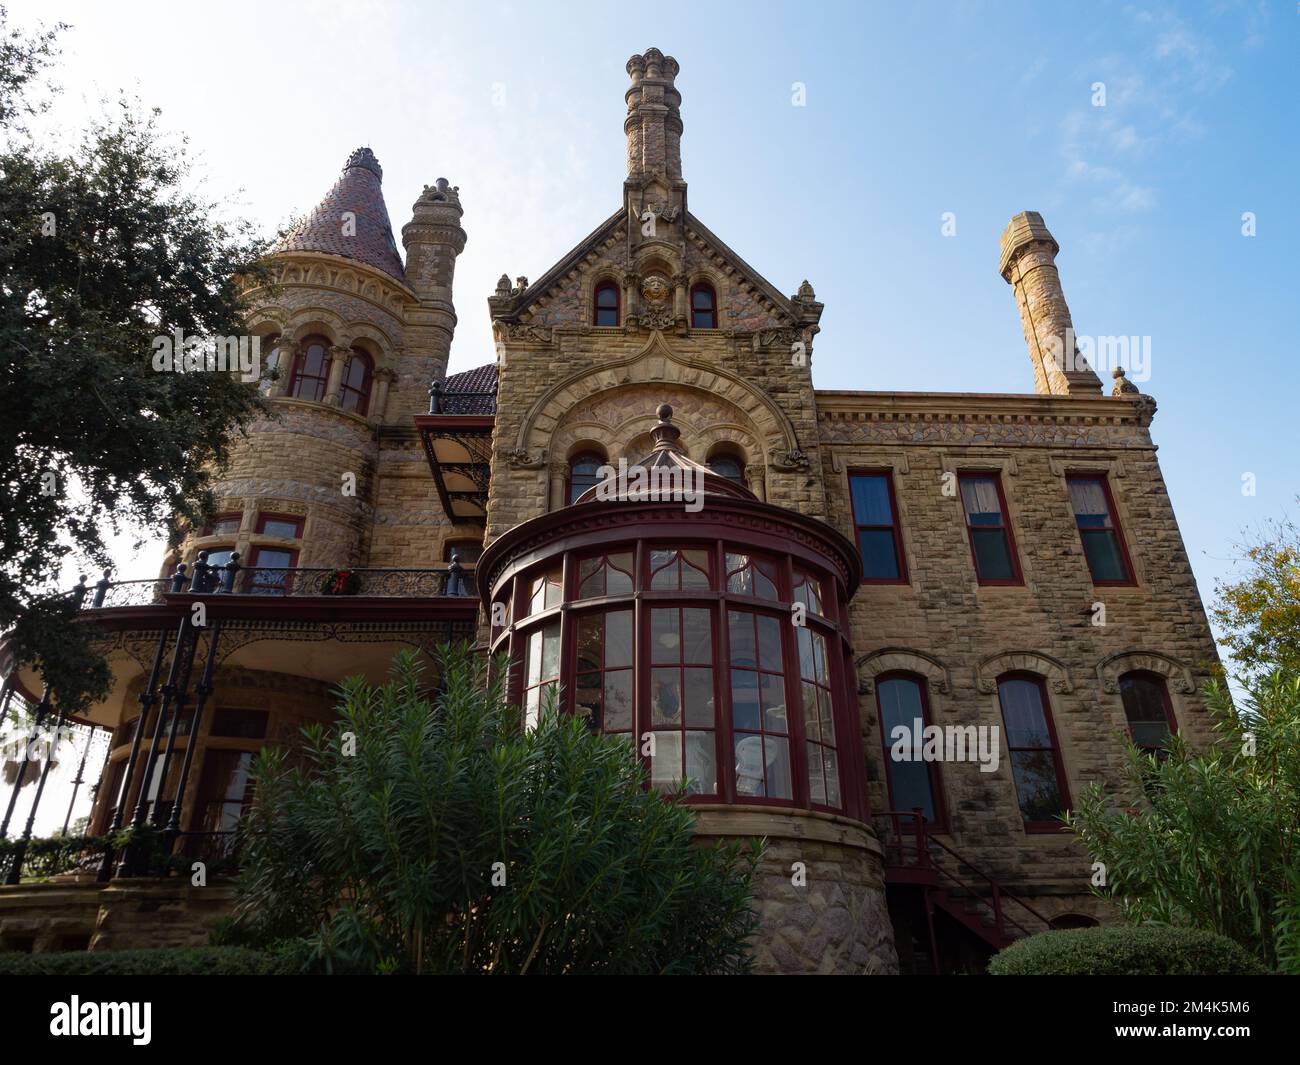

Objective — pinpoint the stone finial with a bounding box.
[495,273,511,296]
[999,211,1102,397]
[625,47,683,182]
[1111,366,1140,396]
[343,146,383,179]
[650,402,683,451]
[796,279,816,301]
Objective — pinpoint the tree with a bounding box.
[0,7,275,709]
[1066,671,1300,973]
[1212,512,1300,679]
[226,647,762,975]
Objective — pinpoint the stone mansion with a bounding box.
[0,47,1220,974]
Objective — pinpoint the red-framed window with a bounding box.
[996,673,1070,831]
[725,551,779,600]
[792,567,825,617]
[593,282,620,327]
[247,545,298,595]
[1118,671,1177,754]
[339,347,373,415]
[289,337,330,402]
[875,673,946,831]
[648,546,711,590]
[798,626,840,807]
[849,470,907,583]
[522,620,560,730]
[576,551,633,598]
[649,605,718,795]
[524,564,563,617]
[192,749,256,834]
[575,608,635,741]
[959,472,1022,585]
[567,452,605,505]
[690,282,717,329]
[255,513,303,539]
[728,608,792,800]
[1067,473,1134,585]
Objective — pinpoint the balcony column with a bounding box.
[268,339,297,398]
[549,461,569,511]
[372,367,397,421]
[325,345,351,406]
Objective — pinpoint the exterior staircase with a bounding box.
[877,809,1053,969]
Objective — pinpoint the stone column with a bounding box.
[325,345,350,405]
[268,340,297,397]
[371,368,397,422]
[999,212,1101,396]
[745,463,766,502]
[673,272,689,330]
[549,461,568,512]
[622,271,640,326]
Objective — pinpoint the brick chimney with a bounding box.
[999,212,1102,396]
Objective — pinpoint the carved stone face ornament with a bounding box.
[641,274,671,306]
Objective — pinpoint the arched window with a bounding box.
[1119,671,1177,755]
[259,335,282,395]
[289,338,330,402]
[339,347,373,415]
[593,282,620,327]
[996,674,1070,830]
[708,454,744,484]
[876,674,945,830]
[690,282,717,329]
[567,452,605,505]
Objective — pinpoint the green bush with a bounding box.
[0,946,293,976]
[988,926,1271,976]
[229,646,762,975]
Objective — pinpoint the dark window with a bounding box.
[255,514,303,539]
[339,348,373,415]
[708,455,744,484]
[1119,671,1176,753]
[290,339,330,402]
[849,472,906,582]
[522,621,560,730]
[574,609,634,739]
[576,552,634,599]
[443,540,483,564]
[247,546,296,595]
[798,626,840,808]
[876,674,944,829]
[690,283,717,329]
[193,750,256,834]
[593,282,620,327]
[209,708,268,740]
[1068,475,1133,584]
[997,675,1070,829]
[725,551,779,600]
[567,452,605,504]
[206,513,241,537]
[649,607,717,795]
[959,473,1021,584]
[648,547,711,590]
[729,609,791,800]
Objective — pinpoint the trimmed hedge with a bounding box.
[988,926,1270,976]
[0,946,295,976]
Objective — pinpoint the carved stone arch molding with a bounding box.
[1096,650,1196,695]
[976,651,1074,694]
[515,331,801,458]
[857,648,952,696]
[284,308,348,346]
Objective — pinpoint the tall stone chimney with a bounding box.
[402,178,467,384]
[999,212,1101,396]
[625,47,683,182]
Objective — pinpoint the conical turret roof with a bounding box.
[272,147,407,284]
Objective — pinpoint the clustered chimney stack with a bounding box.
[625,48,683,182]
[999,212,1102,396]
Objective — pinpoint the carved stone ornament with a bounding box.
[639,273,675,330]
[645,202,681,223]
[505,447,547,469]
[770,448,810,471]
[504,323,553,343]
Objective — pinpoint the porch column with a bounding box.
[325,345,350,406]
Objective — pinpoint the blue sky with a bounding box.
[13,0,1299,628]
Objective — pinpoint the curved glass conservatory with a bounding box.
[479,406,868,822]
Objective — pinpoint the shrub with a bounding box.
[227,646,762,975]
[0,946,293,976]
[988,926,1270,976]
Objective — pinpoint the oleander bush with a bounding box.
[988,926,1269,976]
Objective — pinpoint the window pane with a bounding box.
[1068,479,1111,526]
[253,549,293,569]
[759,673,787,732]
[1120,674,1169,723]
[858,529,900,580]
[823,750,841,807]
[1010,750,1064,822]
[651,669,682,726]
[972,529,1015,580]
[1082,531,1128,581]
[756,615,782,671]
[682,608,711,662]
[850,475,893,525]
[764,737,792,799]
[806,745,827,805]
[576,614,602,673]
[728,611,756,668]
[681,550,710,587]
[877,677,924,736]
[651,731,682,791]
[730,670,760,731]
[888,760,937,823]
[801,681,821,740]
[607,553,633,593]
[734,734,765,796]
[605,610,633,668]
[604,671,633,731]
[685,733,716,794]
[960,476,1003,523]
[259,519,300,538]
[998,678,1050,746]
[652,609,678,664]
[683,668,714,726]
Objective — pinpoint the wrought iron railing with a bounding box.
[78,557,477,609]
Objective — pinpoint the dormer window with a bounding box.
[593,282,620,326]
[690,283,717,329]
